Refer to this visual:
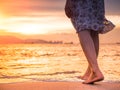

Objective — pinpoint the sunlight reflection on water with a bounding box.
[0,44,120,83]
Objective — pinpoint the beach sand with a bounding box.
[0,81,120,90]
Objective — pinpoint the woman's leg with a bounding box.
[79,30,99,80]
[78,30,104,84]
[90,30,99,56]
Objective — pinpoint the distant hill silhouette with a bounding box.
[0,36,23,44]
[0,35,63,44]
[24,39,48,44]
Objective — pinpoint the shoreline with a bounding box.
[0,81,120,90]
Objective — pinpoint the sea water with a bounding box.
[0,44,120,83]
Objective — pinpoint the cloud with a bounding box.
[1,0,120,17]
[0,0,30,16]
[0,0,65,16]
[29,0,64,11]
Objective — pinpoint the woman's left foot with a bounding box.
[77,75,89,80]
[77,68,91,80]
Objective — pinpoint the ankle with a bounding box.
[91,69,103,75]
[91,66,101,73]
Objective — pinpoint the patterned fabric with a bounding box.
[67,0,106,33]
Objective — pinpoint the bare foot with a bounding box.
[77,69,91,80]
[80,66,91,80]
[77,68,91,80]
[83,71,104,84]
[77,75,89,80]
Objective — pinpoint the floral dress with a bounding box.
[65,0,114,33]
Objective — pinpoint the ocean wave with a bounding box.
[0,71,80,79]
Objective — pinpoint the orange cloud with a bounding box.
[0,0,31,16]
[0,0,64,17]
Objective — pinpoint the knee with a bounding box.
[78,30,91,39]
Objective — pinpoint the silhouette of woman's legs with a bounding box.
[80,30,99,80]
[91,30,99,56]
[78,30,104,84]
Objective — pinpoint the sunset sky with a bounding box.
[0,0,120,43]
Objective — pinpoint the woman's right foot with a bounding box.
[83,71,104,84]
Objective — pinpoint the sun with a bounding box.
[0,12,7,30]
[12,23,48,35]
[0,12,5,24]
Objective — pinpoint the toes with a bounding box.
[82,81,94,84]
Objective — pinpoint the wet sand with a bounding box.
[0,81,120,90]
